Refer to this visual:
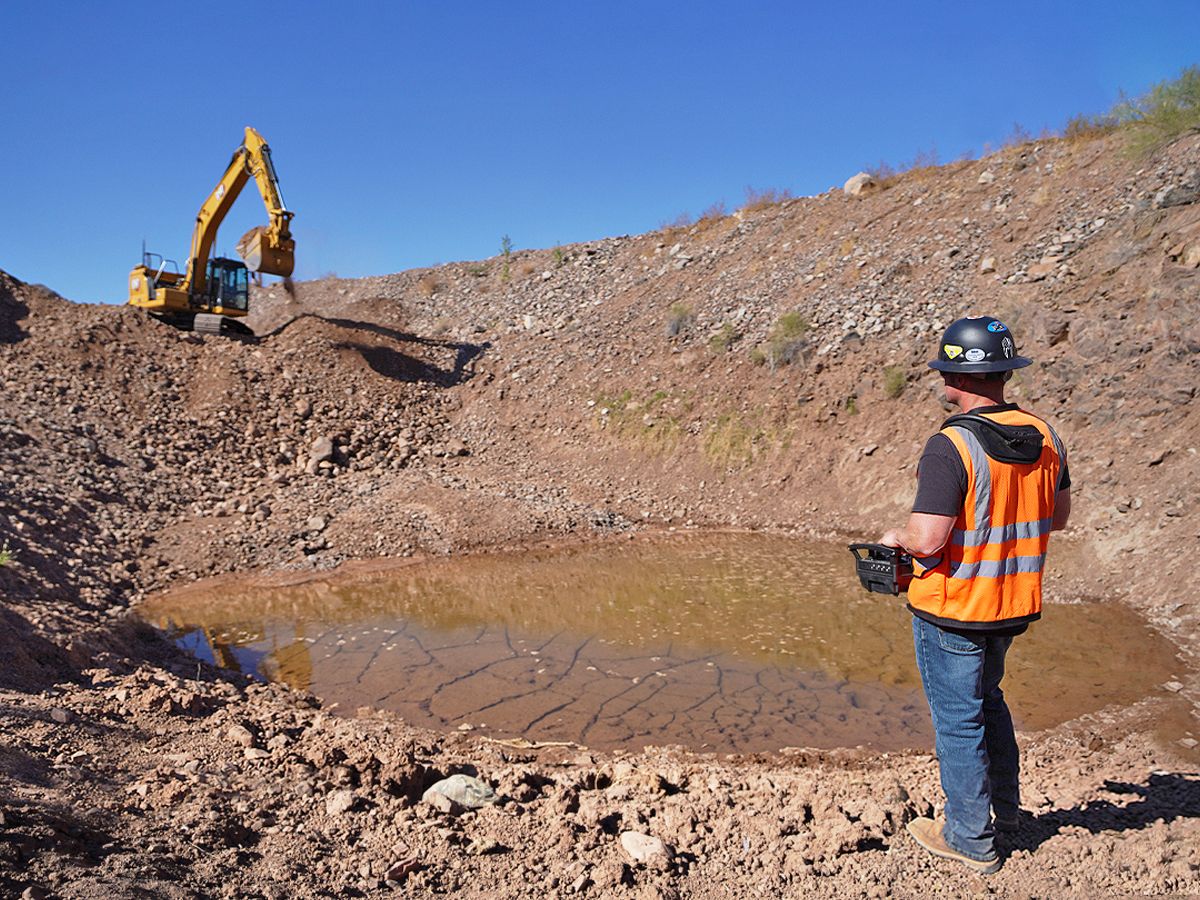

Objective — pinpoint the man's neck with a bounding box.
[958,393,1007,413]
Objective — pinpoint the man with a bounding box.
[879,315,1070,875]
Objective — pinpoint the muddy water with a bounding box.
[141,534,1181,754]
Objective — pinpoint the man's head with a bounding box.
[929,316,1030,409]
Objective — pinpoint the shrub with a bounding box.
[760,312,811,371]
[864,146,940,188]
[708,322,737,352]
[553,246,566,267]
[0,541,10,567]
[417,274,441,297]
[883,365,907,399]
[1063,113,1118,143]
[1112,65,1200,154]
[666,302,694,338]
[741,186,793,213]
[500,235,513,282]
[697,201,727,225]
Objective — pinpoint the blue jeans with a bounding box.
[911,615,1020,861]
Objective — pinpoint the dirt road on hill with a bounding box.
[1,131,1198,897]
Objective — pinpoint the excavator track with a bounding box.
[153,312,255,338]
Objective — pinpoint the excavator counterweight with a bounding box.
[128,126,295,332]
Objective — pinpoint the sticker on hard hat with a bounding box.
[987,321,1008,332]
[965,348,986,362]
[1001,336,1015,358]
[943,344,964,359]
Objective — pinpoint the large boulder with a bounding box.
[843,172,878,197]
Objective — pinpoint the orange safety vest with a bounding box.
[908,408,1066,629]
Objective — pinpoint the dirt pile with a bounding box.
[0,131,1198,897]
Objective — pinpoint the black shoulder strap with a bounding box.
[942,413,1044,465]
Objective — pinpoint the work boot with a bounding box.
[906,817,1002,875]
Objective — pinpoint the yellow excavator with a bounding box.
[128,126,294,334]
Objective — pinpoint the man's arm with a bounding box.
[879,512,956,557]
[1051,488,1071,531]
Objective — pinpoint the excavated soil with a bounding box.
[1,131,1199,898]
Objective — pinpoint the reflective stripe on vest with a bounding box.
[907,409,1064,627]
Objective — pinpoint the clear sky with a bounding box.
[2,1,1198,303]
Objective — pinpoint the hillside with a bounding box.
[0,131,1198,897]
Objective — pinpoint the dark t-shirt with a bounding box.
[909,403,1069,637]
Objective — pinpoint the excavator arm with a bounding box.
[189,126,295,297]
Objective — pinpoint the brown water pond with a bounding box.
[140,533,1181,754]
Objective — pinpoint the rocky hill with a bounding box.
[0,131,1197,897]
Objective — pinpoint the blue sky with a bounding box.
[2,1,1198,303]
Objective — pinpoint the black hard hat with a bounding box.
[928,316,1032,373]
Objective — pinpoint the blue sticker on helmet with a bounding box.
[987,321,1008,332]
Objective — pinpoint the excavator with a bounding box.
[128,126,295,334]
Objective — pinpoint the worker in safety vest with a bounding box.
[879,315,1070,875]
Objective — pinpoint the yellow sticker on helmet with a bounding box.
[943,344,963,359]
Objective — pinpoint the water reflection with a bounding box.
[140,534,1181,754]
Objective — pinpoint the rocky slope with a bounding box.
[0,131,1198,898]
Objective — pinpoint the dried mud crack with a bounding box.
[2,130,1199,898]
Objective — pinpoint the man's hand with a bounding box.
[877,513,955,557]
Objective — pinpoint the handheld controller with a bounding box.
[848,543,914,595]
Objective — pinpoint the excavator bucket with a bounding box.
[237,226,294,277]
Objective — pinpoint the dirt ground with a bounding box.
[1,130,1198,898]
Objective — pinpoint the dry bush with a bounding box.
[865,146,940,188]
[740,186,793,213]
[519,261,536,277]
[1063,114,1118,144]
[417,274,441,297]
[697,201,727,224]
[666,302,694,338]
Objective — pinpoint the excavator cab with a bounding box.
[205,258,250,313]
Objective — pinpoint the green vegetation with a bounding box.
[755,311,811,371]
[1111,65,1200,154]
[666,302,694,338]
[883,365,907,399]
[0,541,12,567]
[708,322,737,353]
[467,263,487,278]
[845,395,858,416]
[702,414,789,468]
[500,234,513,282]
[553,245,566,267]
[592,389,688,454]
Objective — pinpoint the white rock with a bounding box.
[326,790,356,815]
[843,172,877,197]
[422,774,496,809]
[978,170,996,185]
[620,831,669,864]
[980,256,996,274]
